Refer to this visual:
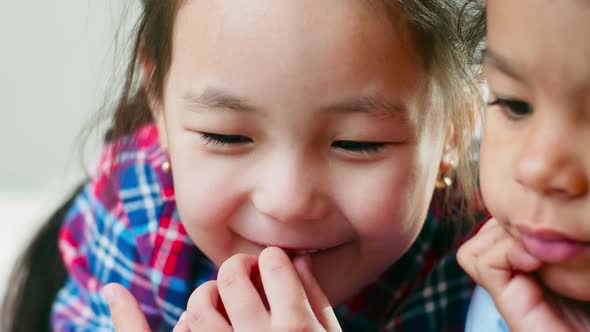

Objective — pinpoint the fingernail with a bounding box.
[102,284,121,305]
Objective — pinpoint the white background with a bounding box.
[0,0,136,303]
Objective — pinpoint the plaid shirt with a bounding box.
[52,124,477,332]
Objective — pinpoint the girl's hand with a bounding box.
[176,246,342,332]
[103,283,152,332]
[457,218,577,332]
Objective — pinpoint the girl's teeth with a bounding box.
[292,249,320,255]
[258,244,325,256]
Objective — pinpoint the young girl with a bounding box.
[458,0,590,331]
[2,0,485,331]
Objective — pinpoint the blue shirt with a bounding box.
[465,286,509,332]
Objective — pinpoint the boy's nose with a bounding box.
[251,156,329,224]
[513,117,588,199]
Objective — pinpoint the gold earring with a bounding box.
[435,174,453,189]
[161,160,171,173]
[160,144,171,173]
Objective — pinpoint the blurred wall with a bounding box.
[0,0,136,301]
[0,0,136,193]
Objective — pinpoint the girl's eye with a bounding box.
[332,140,386,154]
[488,97,533,120]
[200,133,253,146]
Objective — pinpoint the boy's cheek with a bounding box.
[539,258,590,302]
[478,135,512,215]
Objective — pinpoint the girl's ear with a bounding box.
[436,126,460,189]
[443,126,459,166]
[151,102,169,153]
[141,54,170,152]
[150,95,172,172]
[145,87,169,152]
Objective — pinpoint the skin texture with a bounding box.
[458,0,590,330]
[104,0,452,330]
[154,0,445,307]
[104,247,343,331]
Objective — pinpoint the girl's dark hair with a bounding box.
[1,1,488,331]
[1,185,82,332]
[110,0,185,141]
[391,0,487,225]
[1,2,183,331]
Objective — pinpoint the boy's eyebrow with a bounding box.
[484,48,524,82]
[183,87,407,115]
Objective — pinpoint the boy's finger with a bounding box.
[472,276,567,332]
[479,217,500,232]
[457,221,508,283]
[217,254,269,328]
[477,247,565,332]
[467,219,506,254]
[258,247,322,329]
[497,274,569,332]
[477,236,542,297]
[185,281,232,332]
[102,283,151,332]
[293,255,342,332]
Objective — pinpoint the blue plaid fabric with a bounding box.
[51,124,479,331]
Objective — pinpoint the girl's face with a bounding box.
[154,0,446,305]
[481,0,590,301]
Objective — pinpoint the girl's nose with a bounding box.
[251,155,329,224]
[513,116,588,199]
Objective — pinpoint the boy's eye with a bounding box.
[200,133,253,146]
[488,97,533,120]
[332,140,386,154]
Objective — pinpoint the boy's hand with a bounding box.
[457,218,577,332]
[179,246,342,332]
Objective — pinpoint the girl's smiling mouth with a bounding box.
[251,242,350,258]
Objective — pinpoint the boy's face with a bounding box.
[482,0,590,301]
[154,0,446,305]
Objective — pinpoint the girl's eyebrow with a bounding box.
[320,95,408,116]
[183,88,258,113]
[484,48,525,82]
[183,86,407,116]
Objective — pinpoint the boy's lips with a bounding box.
[517,227,590,264]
